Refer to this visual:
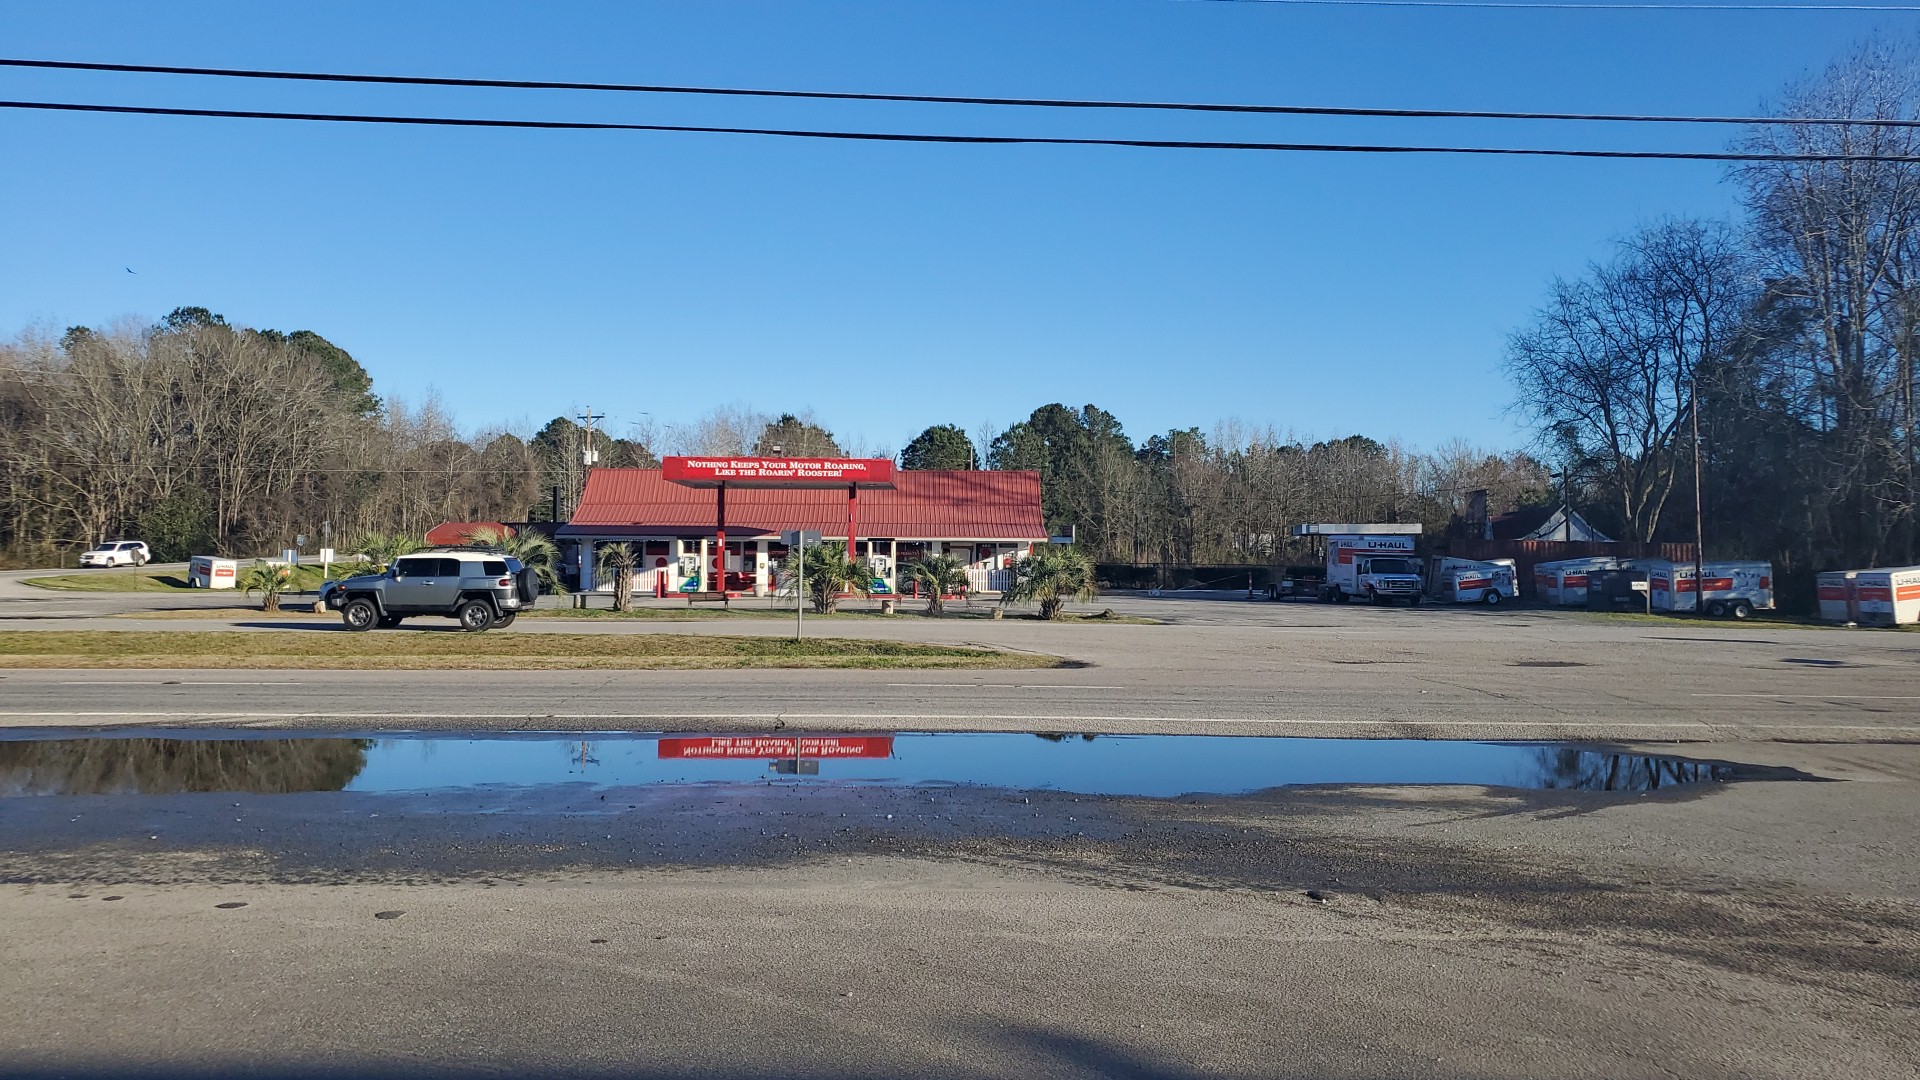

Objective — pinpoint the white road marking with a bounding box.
[52,680,307,687]
[1691,693,1920,700]
[0,710,1915,737]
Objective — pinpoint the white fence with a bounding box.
[965,568,1012,594]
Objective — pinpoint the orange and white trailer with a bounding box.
[1645,560,1773,618]
[1432,557,1518,605]
[1531,557,1622,606]
[1815,569,1861,624]
[1852,566,1920,627]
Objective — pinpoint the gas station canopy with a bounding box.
[662,456,896,489]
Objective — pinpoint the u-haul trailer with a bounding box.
[1644,560,1774,618]
[1531,556,1623,606]
[1816,569,1860,624]
[1431,557,1518,605]
[1852,565,1920,627]
[1291,523,1424,604]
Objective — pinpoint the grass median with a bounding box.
[25,566,333,593]
[0,631,1069,670]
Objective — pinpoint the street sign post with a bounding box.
[781,530,824,639]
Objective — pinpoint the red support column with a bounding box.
[846,483,859,568]
[714,483,727,594]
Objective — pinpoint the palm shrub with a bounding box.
[597,542,640,612]
[240,560,293,612]
[905,554,969,615]
[351,532,425,573]
[467,526,566,595]
[787,541,873,614]
[1006,544,1097,620]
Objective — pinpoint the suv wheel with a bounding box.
[377,615,404,629]
[342,598,378,632]
[494,611,517,628]
[457,600,495,632]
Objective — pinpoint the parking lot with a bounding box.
[3,568,1917,744]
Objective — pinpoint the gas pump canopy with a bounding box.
[661,456,896,489]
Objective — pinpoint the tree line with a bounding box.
[0,304,1544,568]
[1506,37,1920,579]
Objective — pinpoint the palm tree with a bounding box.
[1006,544,1097,620]
[240,560,292,612]
[350,532,424,573]
[597,542,640,612]
[466,526,566,595]
[905,554,969,615]
[786,541,872,614]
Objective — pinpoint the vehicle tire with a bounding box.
[515,568,540,605]
[494,611,517,628]
[1706,600,1728,618]
[341,598,378,632]
[457,600,495,632]
[1335,590,1351,603]
[1483,589,1502,606]
[1730,600,1754,620]
[1409,594,1422,606]
[134,554,148,567]
[377,615,404,629]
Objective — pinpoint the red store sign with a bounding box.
[657,736,895,760]
[662,456,896,488]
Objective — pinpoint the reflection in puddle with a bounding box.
[0,732,1736,799]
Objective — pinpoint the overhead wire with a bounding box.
[3,56,1917,128]
[3,100,1919,160]
[1180,0,1920,10]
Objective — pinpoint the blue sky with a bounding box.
[0,1,1905,456]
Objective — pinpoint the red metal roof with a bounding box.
[424,521,512,546]
[559,469,1046,540]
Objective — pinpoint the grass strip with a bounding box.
[522,606,1159,625]
[0,630,1067,670]
[24,566,333,593]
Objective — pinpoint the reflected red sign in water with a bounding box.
[657,736,895,760]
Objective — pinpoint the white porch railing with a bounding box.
[966,568,1012,594]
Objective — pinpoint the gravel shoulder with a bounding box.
[3,749,1915,1079]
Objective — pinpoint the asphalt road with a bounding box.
[3,567,1917,1078]
[3,568,1918,742]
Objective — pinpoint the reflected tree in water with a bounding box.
[0,738,373,796]
[1530,748,1720,792]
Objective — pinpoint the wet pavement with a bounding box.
[0,730,1749,799]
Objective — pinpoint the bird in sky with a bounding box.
[125,267,136,274]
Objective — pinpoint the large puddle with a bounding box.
[0,732,1734,799]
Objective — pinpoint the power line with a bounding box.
[5,99,1920,161]
[1184,0,1920,10]
[5,56,1918,128]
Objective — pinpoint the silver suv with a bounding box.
[321,549,539,632]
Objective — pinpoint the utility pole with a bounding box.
[1691,369,1707,618]
[572,406,605,522]
[577,406,605,469]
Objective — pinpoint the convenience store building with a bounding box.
[556,462,1047,597]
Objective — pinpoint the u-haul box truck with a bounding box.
[1531,557,1622,606]
[1645,560,1773,618]
[1432,557,1518,605]
[1816,569,1861,624]
[1291,524,1424,604]
[1852,565,1920,627]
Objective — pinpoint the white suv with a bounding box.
[79,541,151,568]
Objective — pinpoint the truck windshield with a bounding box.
[1367,558,1417,575]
